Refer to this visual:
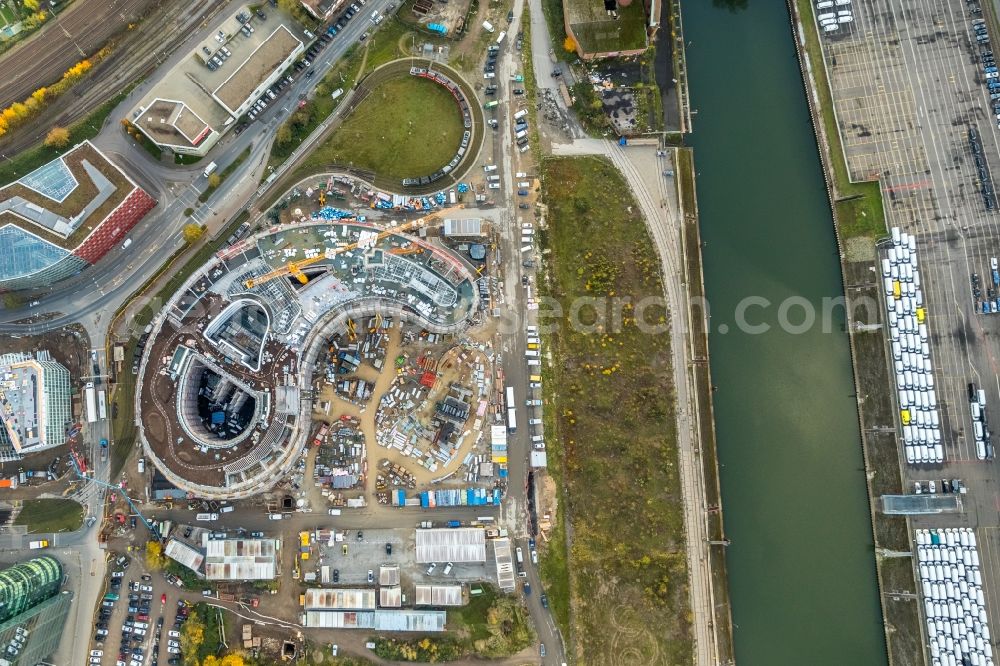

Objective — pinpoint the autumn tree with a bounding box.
[180,610,205,666]
[43,126,70,148]
[23,0,39,10]
[144,540,163,570]
[182,223,205,244]
[219,655,245,666]
[564,35,577,52]
[275,124,292,145]
[207,173,221,188]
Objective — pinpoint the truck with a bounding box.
[203,162,219,178]
[85,383,97,424]
[97,390,107,421]
[195,513,218,521]
[28,540,48,550]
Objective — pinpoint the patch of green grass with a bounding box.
[540,0,566,48]
[0,3,18,28]
[15,499,83,533]
[449,585,534,657]
[567,0,646,55]
[301,76,464,181]
[174,153,201,165]
[540,155,691,663]
[0,87,133,187]
[795,0,886,241]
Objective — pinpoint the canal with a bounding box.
[678,2,888,663]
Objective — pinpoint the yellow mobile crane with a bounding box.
[242,208,457,290]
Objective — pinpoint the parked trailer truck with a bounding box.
[28,540,48,549]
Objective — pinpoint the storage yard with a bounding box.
[810,0,1000,662]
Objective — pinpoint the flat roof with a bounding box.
[379,565,400,586]
[203,537,278,580]
[214,25,300,114]
[304,588,377,610]
[880,494,963,514]
[414,584,464,606]
[379,587,402,608]
[302,610,446,631]
[492,537,515,591]
[136,99,213,150]
[414,528,486,563]
[165,539,204,573]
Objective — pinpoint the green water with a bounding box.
[682,2,888,663]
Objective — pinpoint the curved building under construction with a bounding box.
[0,557,62,625]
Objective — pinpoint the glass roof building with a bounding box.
[0,557,62,625]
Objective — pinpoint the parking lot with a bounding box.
[90,554,188,666]
[816,0,1000,658]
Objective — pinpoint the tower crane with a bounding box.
[242,207,458,290]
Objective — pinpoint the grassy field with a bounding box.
[566,0,646,54]
[301,76,464,182]
[795,0,886,241]
[539,155,690,664]
[15,498,83,533]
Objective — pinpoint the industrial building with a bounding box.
[301,609,447,631]
[299,0,347,20]
[0,352,71,459]
[492,537,516,592]
[442,218,483,238]
[130,6,305,157]
[203,536,279,580]
[164,538,205,575]
[414,584,464,606]
[0,557,70,665]
[379,586,402,608]
[304,588,376,610]
[414,527,487,563]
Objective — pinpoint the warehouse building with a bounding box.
[302,609,446,631]
[379,565,400,587]
[492,537,515,592]
[303,588,376,610]
[442,218,483,238]
[414,527,487,563]
[379,587,402,608]
[0,352,72,459]
[164,539,205,575]
[414,584,464,606]
[130,6,306,157]
[203,536,279,580]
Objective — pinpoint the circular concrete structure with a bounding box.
[137,216,479,499]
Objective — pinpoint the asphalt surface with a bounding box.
[817,0,1000,660]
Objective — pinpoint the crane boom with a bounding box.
[242,208,457,290]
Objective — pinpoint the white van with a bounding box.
[122,238,133,250]
[517,181,531,188]
[203,161,218,178]
[483,164,497,172]
[515,130,527,139]
[526,325,538,335]
[137,458,145,473]
[487,174,500,182]
[525,349,539,358]
[816,0,833,7]
[526,359,540,367]
[515,171,527,178]
[513,109,528,121]
[482,20,495,33]
[817,12,836,20]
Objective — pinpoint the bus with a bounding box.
[84,383,97,424]
[484,100,499,110]
[507,407,517,433]
[97,390,107,421]
[505,386,515,409]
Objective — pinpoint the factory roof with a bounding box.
[414,584,464,606]
[203,537,278,580]
[302,610,446,631]
[303,588,377,610]
[165,539,204,574]
[379,586,402,608]
[414,527,486,563]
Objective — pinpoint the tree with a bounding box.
[275,124,292,145]
[43,126,70,148]
[23,0,39,10]
[145,540,163,570]
[219,656,245,666]
[182,223,205,244]
[207,173,221,188]
[180,611,205,666]
[2,293,24,310]
[564,35,577,52]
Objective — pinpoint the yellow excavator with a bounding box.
[242,207,457,290]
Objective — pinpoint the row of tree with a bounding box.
[0,57,93,137]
